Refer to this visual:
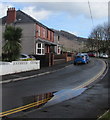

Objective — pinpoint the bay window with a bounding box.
[36,42,45,55]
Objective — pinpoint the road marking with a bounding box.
[73,59,107,90]
[0,59,107,117]
[0,59,95,84]
[0,98,51,117]
[47,60,107,102]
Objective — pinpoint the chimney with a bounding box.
[6,7,16,24]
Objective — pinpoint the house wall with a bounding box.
[2,23,36,55]
[16,23,36,55]
[54,35,61,54]
[2,7,55,56]
[54,33,85,52]
[36,24,54,42]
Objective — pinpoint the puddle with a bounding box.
[43,88,87,108]
[22,88,87,111]
[22,92,54,111]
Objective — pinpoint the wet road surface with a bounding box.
[16,61,109,119]
[1,58,108,118]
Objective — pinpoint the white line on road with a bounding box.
[0,64,71,84]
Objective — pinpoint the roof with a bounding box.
[1,10,53,32]
[36,38,57,46]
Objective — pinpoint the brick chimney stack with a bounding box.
[6,7,16,24]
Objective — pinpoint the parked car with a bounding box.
[88,52,96,57]
[19,54,33,61]
[99,53,108,58]
[74,53,89,65]
[28,55,36,60]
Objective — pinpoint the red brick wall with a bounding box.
[45,46,50,53]
[36,24,54,42]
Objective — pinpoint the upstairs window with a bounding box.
[37,26,40,36]
[46,29,48,39]
[43,28,46,38]
[50,32,54,42]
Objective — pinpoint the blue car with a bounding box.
[74,53,90,65]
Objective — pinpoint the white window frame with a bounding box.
[57,46,60,54]
[36,42,45,55]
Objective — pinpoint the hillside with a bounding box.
[53,29,87,42]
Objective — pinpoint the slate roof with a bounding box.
[1,10,53,31]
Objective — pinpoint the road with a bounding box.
[1,58,107,118]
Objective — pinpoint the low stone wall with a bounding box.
[0,60,40,75]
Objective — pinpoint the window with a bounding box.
[38,43,41,48]
[43,28,46,38]
[58,35,60,41]
[37,49,41,54]
[37,26,40,36]
[36,42,45,55]
[58,46,60,54]
[50,32,52,41]
[50,31,53,41]
[45,29,48,39]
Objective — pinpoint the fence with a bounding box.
[54,52,74,64]
[32,53,54,67]
[0,60,40,76]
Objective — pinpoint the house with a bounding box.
[2,8,57,56]
[54,33,62,55]
[53,30,87,53]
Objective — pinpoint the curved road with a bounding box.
[2,58,106,117]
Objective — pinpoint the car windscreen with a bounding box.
[76,56,84,58]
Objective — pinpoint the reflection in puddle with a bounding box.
[23,92,54,111]
[22,88,87,111]
[43,88,87,108]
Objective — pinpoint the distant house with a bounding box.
[54,30,87,53]
[2,8,57,55]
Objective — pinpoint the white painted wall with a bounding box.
[0,60,40,75]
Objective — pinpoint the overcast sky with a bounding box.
[0,0,109,38]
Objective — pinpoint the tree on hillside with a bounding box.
[2,25,22,61]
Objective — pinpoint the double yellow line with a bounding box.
[74,60,107,90]
[0,60,107,118]
[0,98,50,117]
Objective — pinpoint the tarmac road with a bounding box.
[1,58,108,119]
[21,67,109,119]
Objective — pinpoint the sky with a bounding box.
[0,0,109,38]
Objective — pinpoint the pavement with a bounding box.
[1,61,73,83]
